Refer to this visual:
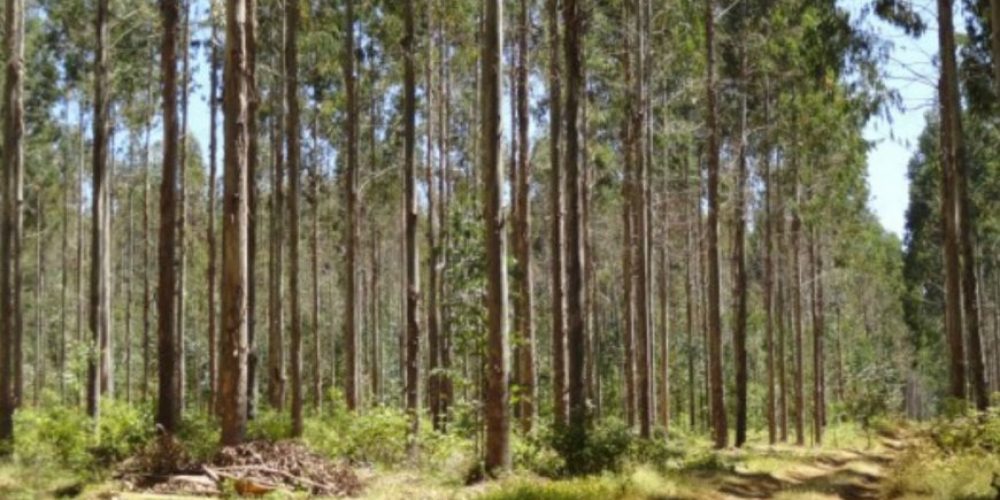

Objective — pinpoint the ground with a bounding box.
[1,422,998,499]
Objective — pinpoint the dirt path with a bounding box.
[712,437,908,499]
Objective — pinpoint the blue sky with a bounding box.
[184,0,941,240]
[842,0,943,238]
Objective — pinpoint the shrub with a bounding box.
[247,408,292,441]
[304,405,411,465]
[176,410,220,463]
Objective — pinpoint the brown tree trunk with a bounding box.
[89,0,113,419]
[142,83,152,403]
[776,153,788,442]
[267,57,286,409]
[0,0,22,446]
[245,0,259,420]
[936,0,967,403]
[157,0,181,434]
[732,54,749,448]
[176,2,190,412]
[763,86,776,445]
[546,0,567,429]
[620,27,637,429]
[219,0,252,446]
[792,162,805,446]
[482,0,509,474]
[513,0,536,434]
[563,0,587,447]
[207,6,219,413]
[344,0,361,412]
[658,245,670,433]
[285,0,303,436]
[704,0,727,450]
[311,109,322,411]
[809,230,825,444]
[425,14,442,429]
[403,0,421,438]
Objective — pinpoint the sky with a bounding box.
[182,0,944,240]
[841,0,943,238]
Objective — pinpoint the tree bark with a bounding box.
[936,0,967,403]
[157,0,181,434]
[207,5,219,413]
[563,0,587,448]
[403,0,421,438]
[89,0,113,419]
[546,0,567,429]
[704,0,727,449]
[285,0,303,436]
[0,0,22,447]
[732,52,749,448]
[344,0,361,412]
[219,0,252,446]
[482,0,509,474]
[176,2,191,413]
[792,160,805,446]
[513,0,536,434]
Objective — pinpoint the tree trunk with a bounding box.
[546,0,567,429]
[425,13,442,429]
[403,0,421,439]
[936,0,967,403]
[245,0,259,421]
[268,95,285,411]
[207,6,219,413]
[176,2,190,413]
[142,83,152,403]
[311,110,322,411]
[513,0,536,434]
[763,85,776,445]
[563,0,587,450]
[157,0,181,434]
[0,0,22,446]
[704,0,727,450]
[344,0,361,412]
[776,152,788,442]
[89,0,113,419]
[125,190,133,403]
[482,0,509,474]
[620,33,637,429]
[809,230,824,444]
[219,0,252,446]
[792,163,805,446]
[285,0,303,436]
[732,52,749,448]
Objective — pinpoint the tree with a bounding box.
[704,0,727,450]
[88,0,113,419]
[207,0,220,414]
[157,0,181,434]
[285,0,303,436]
[547,0,567,429]
[482,0,509,475]
[936,0,967,403]
[513,0,536,434]
[0,0,25,452]
[344,0,360,412]
[403,0,421,438]
[563,0,587,448]
[219,0,252,447]
[732,31,749,448]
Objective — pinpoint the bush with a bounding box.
[247,408,292,441]
[304,405,411,465]
[176,410,220,463]
[13,399,151,471]
[928,407,1000,454]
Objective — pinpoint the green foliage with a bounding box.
[176,411,221,463]
[14,399,151,471]
[550,419,632,476]
[247,408,293,441]
[928,408,1000,455]
[304,406,411,465]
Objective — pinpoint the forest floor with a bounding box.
[2,420,999,499]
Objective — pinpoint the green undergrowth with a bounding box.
[884,407,1000,499]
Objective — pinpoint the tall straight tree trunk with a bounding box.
[658,245,670,432]
[620,34,637,429]
[344,0,361,412]
[791,166,805,446]
[482,0,509,474]
[142,80,152,403]
[936,0,967,403]
[219,0,252,446]
[157,0,181,434]
[33,198,42,405]
[0,0,22,445]
[563,0,587,451]
[685,168,696,430]
[284,0,303,436]
[76,101,84,406]
[546,0,567,429]
[732,55,749,448]
[61,116,69,402]
[513,0,536,434]
[425,14,442,429]
[809,230,825,444]
[703,0,726,450]
[763,87,776,445]
[403,0,421,438]
[125,191,133,403]
[438,48,454,419]
[631,0,652,439]
[89,0,113,419]
[207,6,219,413]
[776,154,788,441]
[176,2,190,411]
[245,0,259,420]
[311,111,322,410]
[267,92,285,410]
